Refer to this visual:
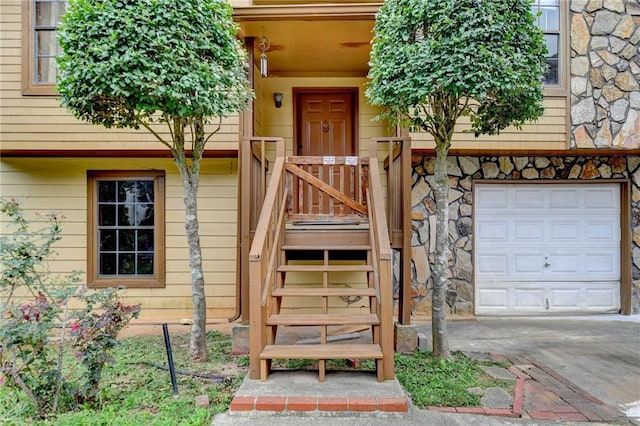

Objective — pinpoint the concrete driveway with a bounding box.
[416,315,640,419]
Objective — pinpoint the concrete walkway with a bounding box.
[213,315,640,425]
[429,315,640,418]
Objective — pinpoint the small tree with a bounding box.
[57,0,253,360]
[367,0,547,358]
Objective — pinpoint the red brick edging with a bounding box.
[230,396,408,413]
[430,353,626,423]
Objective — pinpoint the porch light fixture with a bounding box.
[258,34,270,77]
[274,92,283,108]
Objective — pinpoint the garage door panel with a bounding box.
[476,218,618,247]
[585,254,617,274]
[549,189,579,208]
[475,183,621,316]
[549,254,580,273]
[476,187,507,208]
[476,250,618,281]
[514,254,545,273]
[514,188,544,208]
[476,254,508,274]
[550,221,579,241]
[550,289,581,308]
[586,287,619,308]
[477,289,508,308]
[514,221,545,242]
[477,281,620,314]
[513,288,545,308]
[476,221,508,241]
[585,187,619,208]
[586,220,617,241]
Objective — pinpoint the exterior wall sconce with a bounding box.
[274,92,283,108]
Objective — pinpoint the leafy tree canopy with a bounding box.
[57,0,253,130]
[367,0,547,137]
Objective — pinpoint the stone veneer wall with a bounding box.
[571,0,640,148]
[405,155,640,316]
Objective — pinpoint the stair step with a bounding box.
[260,343,383,360]
[267,313,379,326]
[282,245,371,251]
[272,287,376,297]
[277,265,373,272]
[284,230,370,247]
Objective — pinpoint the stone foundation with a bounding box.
[570,1,640,149]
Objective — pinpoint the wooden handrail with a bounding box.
[238,137,284,323]
[366,190,382,304]
[249,156,285,260]
[368,160,392,260]
[248,155,285,380]
[367,158,394,381]
[261,196,287,306]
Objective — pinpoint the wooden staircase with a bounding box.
[260,228,384,381]
[245,140,396,383]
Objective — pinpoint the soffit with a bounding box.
[235,5,379,77]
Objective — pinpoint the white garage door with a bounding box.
[474,183,620,315]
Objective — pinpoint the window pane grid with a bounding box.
[97,179,155,277]
[531,0,561,86]
[33,0,67,84]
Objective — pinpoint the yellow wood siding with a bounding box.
[0,1,239,153]
[0,158,239,320]
[258,77,392,156]
[410,97,569,150]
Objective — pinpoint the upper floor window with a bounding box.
[87,171,166,288]
[531,0,561,86]
[22,0,67,95]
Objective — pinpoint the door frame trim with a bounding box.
[292,87,359,156]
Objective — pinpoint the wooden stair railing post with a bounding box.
[374,137,412,326]
[239,137,284,322]
[400,138,412,325]
[248,156,285,380]
[368,157,395,381]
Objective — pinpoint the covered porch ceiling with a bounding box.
[234,5,380,77]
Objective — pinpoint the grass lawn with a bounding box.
[395,351,514,408]
[0,330,247,426]
[1,331,513,425]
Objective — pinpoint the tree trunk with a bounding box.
[183,180,208,361]
[173,118,208,362]
[431,141,451,359]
